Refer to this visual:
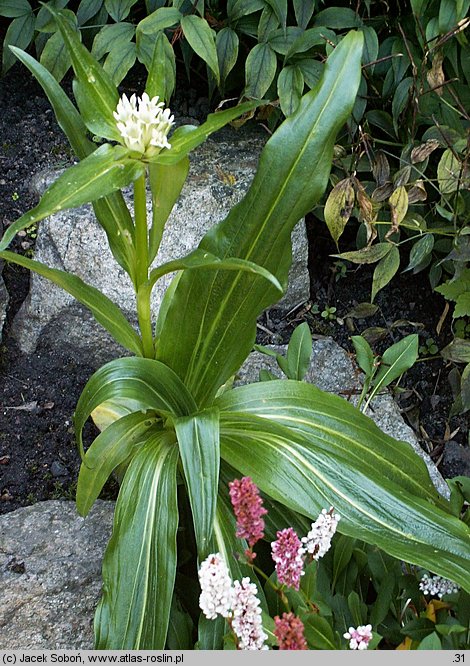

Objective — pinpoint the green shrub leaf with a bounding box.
[2,12,35,75]
[103,41,136,85]
[104,0,138,22]
[0,0,31,17]
[371,245,400,302]
[245,42,277,98]
[372,333,419,389]
[181,15,220,85]
[277,64,304,116]
[216,27,239,85]
[146,31,176,103]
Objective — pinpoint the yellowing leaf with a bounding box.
[324,177,355,245]
[396,637,413,650]
[427,51,445,96]
[388,186,408,236]
[426,600,438,623]
[437,149,470,194]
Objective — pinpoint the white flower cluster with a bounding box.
[198,553,233,620]
[344,624,373,650]
[419,573,460,598]
[198,554,267,650]
[232,578,269,650]
[113,92,174,156]
[300,508,340,560]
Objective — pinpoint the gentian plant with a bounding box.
[1,8,469,650]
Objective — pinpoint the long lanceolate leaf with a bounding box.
[0,144,144,252]
[9,46,94,159]
[7,47,137,281]
[95,433,179,649]
[156,32,364,406]
[149,100,263,166]
[174,409,220,559]
[77,412,160,517]
[74,357,197,457]
[0,250,143,358]
[139,248,283,310]
[216,384,470,591]
[216,381,447,508]
[50,8,120,141]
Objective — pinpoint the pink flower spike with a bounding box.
[271,527,304,590]
[229,477,267,548]
[344,624,373,650]
[274,613,308,650]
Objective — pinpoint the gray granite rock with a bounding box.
[12,127,309,362]
[237,337,450,499]
[0,500,113,649]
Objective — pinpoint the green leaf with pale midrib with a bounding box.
[215,380,445,507]
[175,409,220,559]
[74,357,197,457]
[149,100,262,166]
[0,250,143,359]
[95,433,179,648]
[141,248,283,300]
[218,411,470,590]
[155,31,364,406]
[77,412,160,517]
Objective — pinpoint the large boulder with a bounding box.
[12,126,309,363]
[0,500,113,649]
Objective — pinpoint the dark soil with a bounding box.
[1,64,469,515]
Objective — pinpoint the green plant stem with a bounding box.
[250,563,290,612]
[134,173,154,358]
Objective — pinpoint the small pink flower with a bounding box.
[271,527,304,590]
[274,613,308,650]
[344,624,373,650]
[229,477,267,549]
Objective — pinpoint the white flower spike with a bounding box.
[198,553,233,620]
[114,92,174,157]
[419,573,460,598]
[300,507,340,560]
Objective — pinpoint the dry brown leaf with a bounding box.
[427,51,445,96]
[410,139,440,164]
